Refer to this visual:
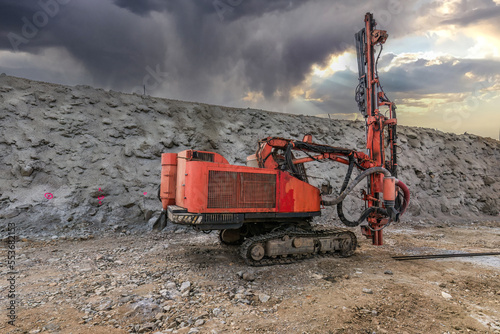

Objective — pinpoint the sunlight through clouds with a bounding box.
[0,0,498,139]
[290,0,500,139]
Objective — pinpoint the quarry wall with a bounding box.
[1,75,498,238]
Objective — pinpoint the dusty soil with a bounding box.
[2,220,500,334]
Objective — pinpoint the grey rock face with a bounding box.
[0,75,499,238]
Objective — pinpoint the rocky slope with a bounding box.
[0,75,499,238]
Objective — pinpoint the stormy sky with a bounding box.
[1,0,499,139]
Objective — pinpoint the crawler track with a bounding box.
[239,228,357,266]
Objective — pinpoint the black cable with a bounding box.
[285,144,303,181]
[366,218,392,232]
[374,44,389,101]
[294,141,354,155]
[355,27,367,117]
[358,207,389,230]
[321,167,391,206]
[337,154,359,227]
[355,81,366,117]
[394,190,404,212]
[375,44,383,84]
[354,159,366,171]
[298,148,323,163]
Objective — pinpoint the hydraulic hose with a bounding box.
[336,155,359,227]
[322,166,391,207]
[396,179,410,214]
[359,207,388,226]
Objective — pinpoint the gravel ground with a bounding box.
[1,219,499,334]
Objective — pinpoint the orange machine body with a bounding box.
[382,177,396,202]
[160,153,178,209]
[160,150,320,218]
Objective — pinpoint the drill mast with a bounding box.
[355,13,399,244]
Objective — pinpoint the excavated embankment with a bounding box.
[1,75,499,239]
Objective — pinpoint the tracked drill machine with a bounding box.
[155,13,410,265]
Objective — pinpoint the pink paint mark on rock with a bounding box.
[98,188,104,205]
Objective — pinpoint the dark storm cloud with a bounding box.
[0,0,169,89]
[114,0,306,20]
[113,0,173,16]
[0,0,419,108]
[110,0,360,102]
[0,1,35,36]
[308,70,359,114]
[0,0,54,51]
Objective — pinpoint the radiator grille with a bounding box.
[208,171,276,209]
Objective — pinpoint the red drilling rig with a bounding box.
[155,13,410,266]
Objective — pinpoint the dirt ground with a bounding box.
[2,220,500,334]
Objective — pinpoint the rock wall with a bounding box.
[1,75,499,238]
